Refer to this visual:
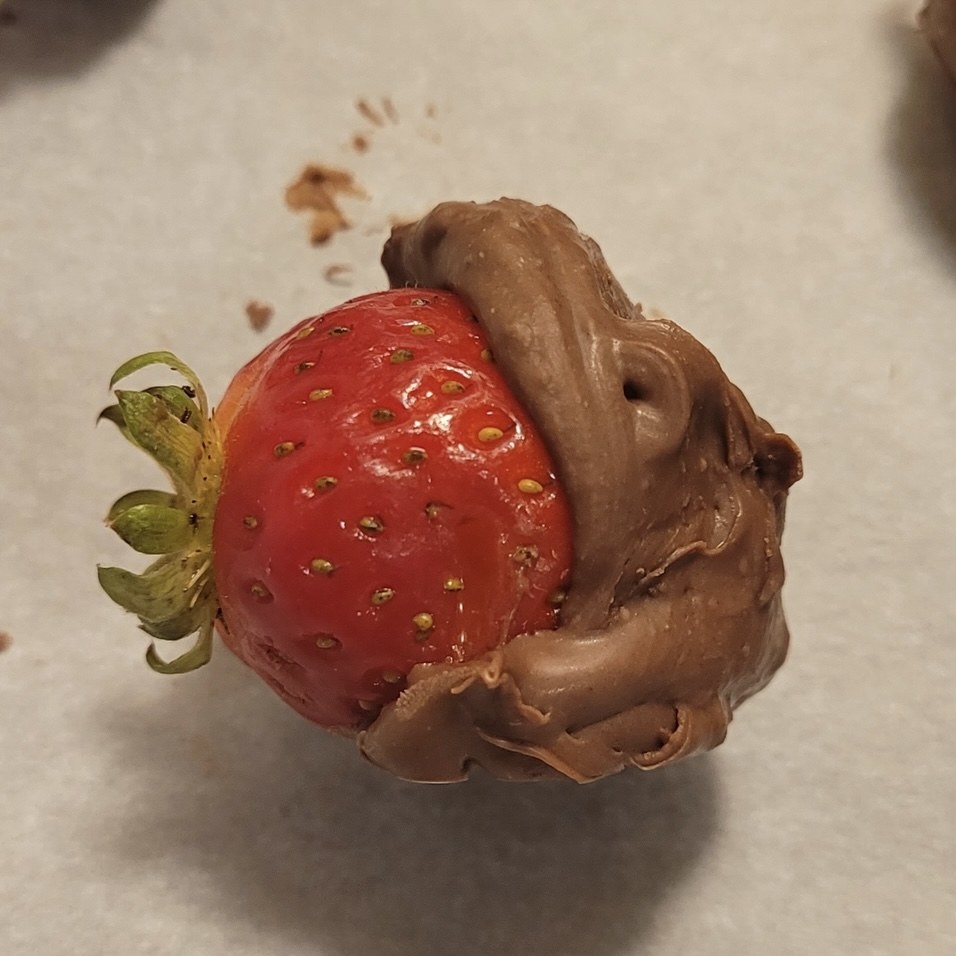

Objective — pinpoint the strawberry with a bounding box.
[100,290,573,731]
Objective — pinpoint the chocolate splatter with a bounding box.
[323,263,354,286]
[245,300,274,332]
[285,164,367,245]
[356,98,385,127]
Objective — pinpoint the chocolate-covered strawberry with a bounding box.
[99,290,573,730]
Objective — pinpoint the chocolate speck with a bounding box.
[285,164,367,245]
[245,299,274,332]
[323,263,354,286]
[356,98,385,127]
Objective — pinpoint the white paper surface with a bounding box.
[1,1,954,954]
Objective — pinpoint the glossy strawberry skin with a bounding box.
[212,290,573,731]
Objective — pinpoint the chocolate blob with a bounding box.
[357,199,801,783]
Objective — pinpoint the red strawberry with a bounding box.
[99,289,573,732]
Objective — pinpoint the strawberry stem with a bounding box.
[98,352,222,674]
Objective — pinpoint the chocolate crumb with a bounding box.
[0,632,11,653]
[382,96,399,123]
[285,163,367,245]
[356,98,385,127]
[245,300,274,332]
[323,263,354,286]
[0,7,17,27]
[351,133,370,153]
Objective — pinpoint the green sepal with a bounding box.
[97,556,201,630]
[114,389,203,495]
[98,403,135,446]
[98,403,126,429]
[106,489,178,524]
[101,350,220,676]
[109,503,194,555]
[145,386,202,432]
[110,351,209,418]
[145,618,214,674]
[138,597,209,642]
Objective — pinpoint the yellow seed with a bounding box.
[480,348,493,362]
[391,348,414,364]
[443,577,464,592]
[309,388,333,401]
[441,380,465,394]
[294,361,315,374]
[402,447,428,465]
[424,502,443,520]
[274,441,298,457]
[411,323,434,336]
[250,582,272,602]
[371,587,395,605]
[518,478,544,494]
[329,326,350,336]
[295,326,315,339]
[315,634,340,649]
[242,515,259,529]
[359,515,384,534]
[314,476,338,491]
[411,297,429,306]
[478,426,504,442]
[310,558,334,575]
[370,407,395,423]
[382,670,403,685]
[548,587,568,607]
[511,545,539,566]
[412,612,434,634]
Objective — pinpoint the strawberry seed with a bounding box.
[358,515,384,535]
[412,612,434,635]
[402,447,428,465]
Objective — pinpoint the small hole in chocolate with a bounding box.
[623,380,645,402]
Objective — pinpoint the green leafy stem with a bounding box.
[98,352,223,674]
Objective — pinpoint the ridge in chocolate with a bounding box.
[359,199,801,783]
[921,0,956,83]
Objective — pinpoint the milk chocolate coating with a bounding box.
[922,0,956,82]
[358,199,801,783]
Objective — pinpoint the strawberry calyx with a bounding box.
[98,351,222,674]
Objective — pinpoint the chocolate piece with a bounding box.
[359,199,801,783]
[921,0,956,82]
